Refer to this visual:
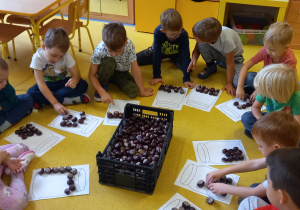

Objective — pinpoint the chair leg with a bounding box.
[4,43,10,59]
[69,41,81,77]
[78,27,82,52]
[84,26,95,52]
[11,39,17,61]
[2,44,6,60]
[27,29,36,53]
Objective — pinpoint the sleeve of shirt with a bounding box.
[222,31,236,54]
[179,31,191,82]
[263,180,268,189]
[250,47,265,64]
[291,92,300,115]
[255,94,265,104]
[285,49,297,71]
[64,52,76,68]
[29,52,44,70]
[0,83,18,112]
[128,40,137,63]
[153,27,163,79]
[90,41,106,65]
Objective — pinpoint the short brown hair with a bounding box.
[0,58,8,71]
[193,17,222,42]
[264,22,294,46]
[44,28,69,52]
[252,111,300,147]
[102,22,127,51]
[160,8,182,31]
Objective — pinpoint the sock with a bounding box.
[63,94,90,105]
[0,121,12,133]
[63,97,80,105]
[206,61,216,67]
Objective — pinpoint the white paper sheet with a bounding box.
[29,164,89,201]
[103,100,140,126]
[184,87,222,112]
[215,98,266,122]
[193,140,249,166]
[5,122,65,157]
[159,193,202,210]
[174,160,239,205]
[152,88,188,110]
[48,109,104,137]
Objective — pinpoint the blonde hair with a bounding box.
[160,9,182,31]
[264,22,294,46]
[254,64,299,103]
[192,17,222,42]
[252,111,300,147]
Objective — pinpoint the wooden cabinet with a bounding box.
[285,0,300,49]
[135,0,175,33]
[135,0,219,36]
[176,0,219,37]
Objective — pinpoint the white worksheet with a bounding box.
[5,122,65,157]
[193,140,249,166]
[48,109,104,137]
[152,88,188,110]
[159,193,202,210]
[215,98,266,122]
[174,160,239,205]
[184,87,222,112]
[103,100,140,126]
[29,164,89,201]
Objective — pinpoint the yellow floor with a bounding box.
[1,19,300,210]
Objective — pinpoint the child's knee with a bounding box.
[125,86,139,99]
[9,192,28,210]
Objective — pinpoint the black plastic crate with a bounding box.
[96,103,174,194]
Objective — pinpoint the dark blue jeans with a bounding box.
[136,49,191,82]
[241,111,267,135]
[27,78,88,107]
[244,72,257,89]
[0,94,33,125]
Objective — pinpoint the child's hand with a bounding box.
[222,83,236,96]
[236,87,246,100]
[149,78,164,86]
[250,90,257,102]
[53,102,68,115]
[206,170,225,184]
[6,158,24,173]
[140,87,153,97]
[187,59,197,72]
[101,92,115,105]
[208,183,230,195]
[65,78,78,89]
[0,150,9,164]
[184,81,196,89]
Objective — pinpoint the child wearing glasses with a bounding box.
[188,17,244,95]
[136,8,195,89]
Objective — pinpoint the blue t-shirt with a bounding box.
[152,25,191,82]
[256,91,300,115]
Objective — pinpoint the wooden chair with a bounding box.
[39,0,95,73]
[0,23,35,61]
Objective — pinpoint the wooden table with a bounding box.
[218,0,289,26]
[0,0,73,48]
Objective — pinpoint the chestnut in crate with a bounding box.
[97,103,174,194]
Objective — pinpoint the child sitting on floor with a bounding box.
[27,28,89,115]
[188,17,244,95]
[136,8,195,89]
[206,111,300,203]
[238,148,300,210]
[241,63,300,138]
[0,143,35,210]
[0,58,33,134]
[89,22,153,104]
[236,22,296,101]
